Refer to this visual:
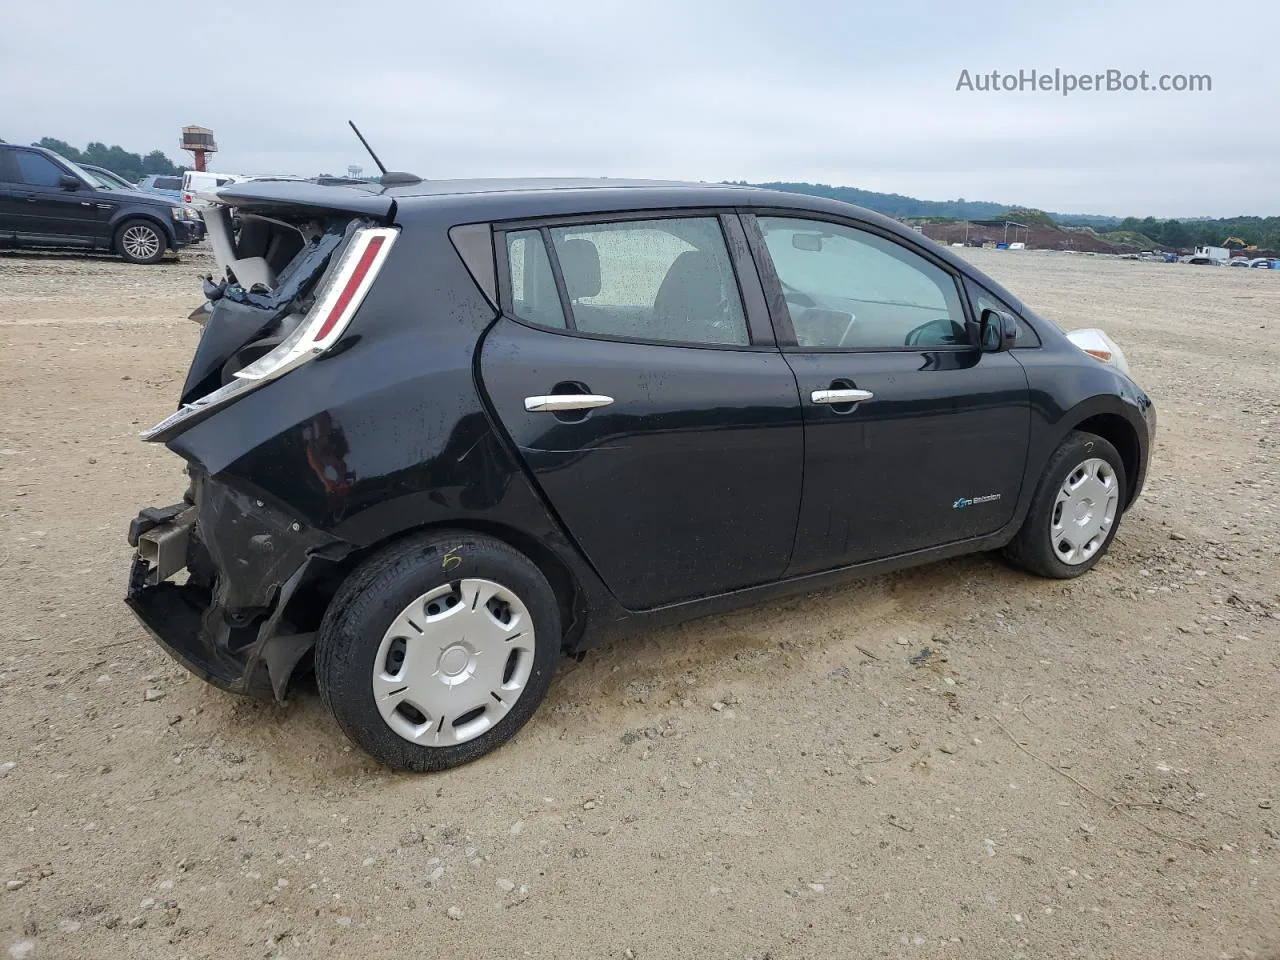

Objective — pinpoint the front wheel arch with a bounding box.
[113,216,170,263]
[1071,412,1141,508]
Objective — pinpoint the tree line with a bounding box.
[1101,216,1280,252]
[27,138,187,183]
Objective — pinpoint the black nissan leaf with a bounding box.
[125,176,1155,771]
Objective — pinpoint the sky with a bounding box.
[2,0,1277,218]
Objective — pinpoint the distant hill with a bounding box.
[736,181,1280,253]
[732,181,1012,221]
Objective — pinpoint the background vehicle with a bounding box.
[181,170,242,205]
[0,144,202,263]
[126,178,1155,771]
[83,164,206,242]
[136,174,184,201]
[82,163,139,192]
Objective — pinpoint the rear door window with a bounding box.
[505,230,566,329]
[548,217,748,346]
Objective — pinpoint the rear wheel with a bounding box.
[1003,430,1126,579]
[315,532,560,771]
[115,219,166,264]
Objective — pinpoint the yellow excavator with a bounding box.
[1222,236,1257,252]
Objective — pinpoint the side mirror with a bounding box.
[979,308,1018,352]
[58,175,82,190]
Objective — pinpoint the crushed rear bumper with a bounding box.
[125,471,349,700]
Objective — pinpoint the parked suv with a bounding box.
[136,174,185,201]
[81,164,206,243]
[0,145,202,263]
[126,177,1155,771]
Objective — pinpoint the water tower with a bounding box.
[180,125,218,172]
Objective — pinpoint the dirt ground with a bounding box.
[1,245,1278,960]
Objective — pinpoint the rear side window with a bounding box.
[506,230,567,329]
[153,177,181,190]
[14,152,67,187]
[542,217,748,346]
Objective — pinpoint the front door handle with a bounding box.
[524,394,614,413]
[811,388,874,405]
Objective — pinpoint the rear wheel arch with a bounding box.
[286,519,585,653]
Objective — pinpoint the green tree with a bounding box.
[1158,220,1190,248]
[30,136,185,182]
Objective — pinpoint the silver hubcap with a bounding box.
[372,579,536,747]
[122,225,160,260]
[1051,457,1119,565]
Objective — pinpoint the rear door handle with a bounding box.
[524,394,614,413]
[811,388,874,404]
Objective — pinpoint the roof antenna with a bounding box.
[347,120,421,187]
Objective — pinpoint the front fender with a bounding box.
[1013,345,1155,522]
[110,209,178,246]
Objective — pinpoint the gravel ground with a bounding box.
[1,245,1278,960]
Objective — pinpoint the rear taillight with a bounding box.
[232,227,397,383]
[140,226,398,442]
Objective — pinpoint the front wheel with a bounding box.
[1003,430,1127,579]
[315,532,561,772]
[115,219,167,264]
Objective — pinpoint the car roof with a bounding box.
[216,176,1026,312]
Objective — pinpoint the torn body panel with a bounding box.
[127,471,351,700]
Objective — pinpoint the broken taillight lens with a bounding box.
[140,226,398,442]
[233,227,397,383]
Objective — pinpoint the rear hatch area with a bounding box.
[148,181,398,440]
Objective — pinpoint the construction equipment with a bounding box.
[1222,236,1257,252]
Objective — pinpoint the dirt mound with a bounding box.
[919,221,1132,253]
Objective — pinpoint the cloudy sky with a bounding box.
[3,0,1276,217]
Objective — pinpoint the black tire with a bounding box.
[1003,430,1127,579]
[315,531,561,772]
[114,218,167,264]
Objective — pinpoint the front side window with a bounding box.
[964,277,1040,348]
[14,152,68,188]
[546,217,749,346]
[757,216,968,349]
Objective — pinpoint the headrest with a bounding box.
[559,238,601,299]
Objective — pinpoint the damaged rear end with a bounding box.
[126,181,400,700]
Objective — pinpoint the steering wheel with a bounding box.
[780,280,816,309]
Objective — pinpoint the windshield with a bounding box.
[87,168,135,190]
[53,155,103,188]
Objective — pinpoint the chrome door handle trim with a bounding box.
[524,394,614,413]
[811,388,874,405]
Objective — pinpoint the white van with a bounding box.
[181,171,244,206]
